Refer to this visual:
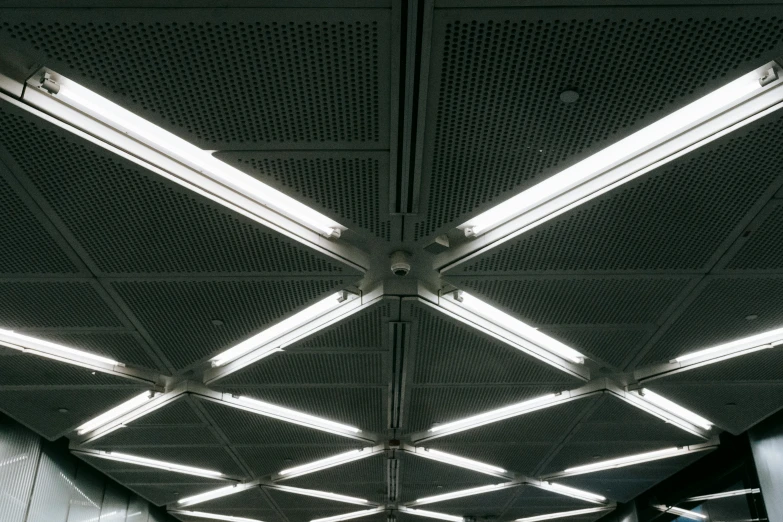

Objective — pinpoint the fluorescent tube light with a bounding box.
[560,447,696,477]
[169,511,264,522]
[673,327,783,365]
[210,292,359,368]
[622,388,713,435]
[28,73,343,238]
[277,448,378,479]
[76,391,156,435]
[414,483,512,505]
[458,63,783,238]
[399,507,464,522]
[515,507,615,522]
[0,328,119,366]
[440,291,585,365]
[409,448,506,477]
[271,485,369,505]
[427,393,560,437]
[536,482,606,504]
[177,483,257,507]
[654,506,706,521]
[684,488,760,502]
[84,450,223,478]
[229,395,360,437]
[311,508,385,522]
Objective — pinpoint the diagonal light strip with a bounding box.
[405,447,508,478]
[23,71,344,239]
[310,507,386,522]
[76,391,156,435]
[653,505,706,521]
[177,483,259,508]
[452,62,783,243]
[611,386,713,438]
[73,449,226,479]
[684,488,760,502]
[410,483,518,506]
[439,291,585,365]
[514,506,616,522]
[532,482,607,504]
[398,507,464,522]
[268,485,371,506]
[169,511,264,522]
[275,446,385,480]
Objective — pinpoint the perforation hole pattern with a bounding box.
[416,15,783,239]
[1,19,382,146]
[223,153,391,240]
[0,104,346,274]
[459,115,783,272]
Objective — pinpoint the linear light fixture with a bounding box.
[24,70,344,239]
[209,291,360,369]
[455,62,783,241]
[684,488,761,502]
[225,395,362,439]
[545,443,718,479]
[439,291,586,366]
[406,448,508,478]
[534,482,607,504]
[514,506,616,522]
[673,328,783,366]
[269,485,370,505]
[168,511,264,522]
[620,388,713,436]
[75,450,224,479]
[0,328,119,367]
[276,447,383,480]
[177,483,259,508]
[412,483,516,505]
[76,391,156,435]
[653,505,707,521]
[399,507,464,522]
[311,507,386,522]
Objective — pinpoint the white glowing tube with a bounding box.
[415,484,511,505]
[86,451,223,478]
[515,507,615,522]
[629,389,713,431]
[439,291,585,365]
[684,488,760,502]
[409,448,506,477]
[76,391,155,435]
[310,508,385,522]
[169,511,264,522]
[562,447,691,476]
[654,506,707,521]
[399,507,464,522]
[211,292,359,367]
[46,77,343,238]
[459,64,783,238]
[673,327,783,365]
[231,395,360,436]
[536,482,606,504]
[271,485,369,505]
[0,328,119,366]
[177,483,257,507]
[278,448,376,479]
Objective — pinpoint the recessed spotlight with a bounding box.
[745,315,759,321]
[212,319,225,326]
[559,90,580,103]
[57,408,69,414]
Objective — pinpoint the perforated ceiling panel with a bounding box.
[217,151,393,240]
[725,200,783,270]
[414,6,783,240]
[282,451,387,504]
[0,9,390,150]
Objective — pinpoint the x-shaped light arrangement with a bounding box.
[2,57,783,522]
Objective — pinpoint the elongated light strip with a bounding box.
[38,75,342,238]
[271,485,369,505]
[673,327,783,365]
[76,391,156,435]
[178,483,257,507]
[440,291,584,364]
[515,507,615,522]
[0,328,119,366]
[459,63,783,237]
[278,448,376,479]
[399,507,464,522]
[537,482,606,504]
[232,396,360,437]
[685,488,760,502]
[562,447,696,477]
[311,507,385,522]
[84,451,223,478]
[654,506,707,521]
[410,448,506,477]
[624,388,713,434]
[427,393,560,438]
[211,292,359,367]
[415,483,511,505]
[169,511,264,522]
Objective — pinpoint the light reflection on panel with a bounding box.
[26,447,77,522]
[126,494,151,522]
[100,482,130,522]
[67,462,106,522]
[0,419,41,522]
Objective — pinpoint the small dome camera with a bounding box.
[390,251,411,277]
